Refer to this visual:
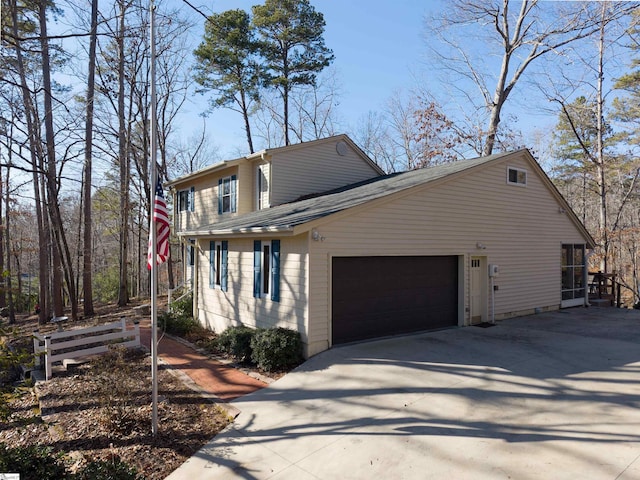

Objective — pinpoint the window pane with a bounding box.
[263,245,270,294]
[574,245,584,265]
[517,170,526,184]
[223,178,230,195]
[562,267,572,290]
[574,267,584,289]
[561,246,569,266]
[222,196,230,213]
[562,290,574,300]
[216,245,221,285]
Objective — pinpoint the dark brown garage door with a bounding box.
[332,256,458,345]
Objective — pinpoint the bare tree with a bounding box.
[82,0,98,317]
[427,0,606,156]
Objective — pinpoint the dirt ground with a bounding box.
[0,302,232,479]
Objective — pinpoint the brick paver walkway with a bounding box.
[139,323,267,402]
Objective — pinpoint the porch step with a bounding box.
[590,298,613,307]
[62,357,91,371]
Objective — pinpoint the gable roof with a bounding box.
[180,148,595,248]
[165,134,384,189]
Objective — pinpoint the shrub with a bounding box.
[0,444,68,480]
[216,326,255,362]
[250,327,303,372]
[159,310,200,337]
[75,456,142,480]
[171,293,193,318]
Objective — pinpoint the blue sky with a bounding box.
[178,0,443,157]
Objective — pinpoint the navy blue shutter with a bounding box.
[189,186,195,212]
[230,175,237,213]
[218,178,223,214]
[271,240,280,302]
[253,240,261,298]
[209,241,215,288]
[221,241,228,292]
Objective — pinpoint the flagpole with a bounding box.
[149,0,159,437]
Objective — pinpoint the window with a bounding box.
[209,240,228,291]
[257,165,269,210]
[253,240,280,301]
[178,187,194,212]
[507,167,527,186]
[561,244,585,301]
[187,241,195,266]
[218,175,237,214]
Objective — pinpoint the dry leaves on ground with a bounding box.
[1,346,231,479]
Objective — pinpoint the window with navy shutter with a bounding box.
[210,240,228,291]
[178,188,194,212]
[253,239,280,301]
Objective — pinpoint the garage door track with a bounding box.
[168,308,640,479]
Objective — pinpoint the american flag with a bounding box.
[147,177,170,270]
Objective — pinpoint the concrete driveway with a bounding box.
[167,308,640,479]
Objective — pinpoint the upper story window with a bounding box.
[178,187,194,212]
[257,165,269,210]
[507,167,527,186]
[218,175,237,214]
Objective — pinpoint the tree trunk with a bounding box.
[117,0,130,307]
[4,170,15,325]
[10,0,49,324]
[82,0,98,316]
[39,0,78,321]
[596,2,608,273]
[0,163,5,310]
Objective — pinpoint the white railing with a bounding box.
[33,317,140,380]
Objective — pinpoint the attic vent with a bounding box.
[336,141,348,156]
[507,166,527,186]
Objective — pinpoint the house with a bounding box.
[166,135,595,357]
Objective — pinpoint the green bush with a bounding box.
[75,456,142,480]
[171,293,193,318]
[0,444,68,480]
[216,326,255,362]
[159,310,200,337]
[250,327,303,372]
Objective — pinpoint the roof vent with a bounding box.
[336,141,348,156]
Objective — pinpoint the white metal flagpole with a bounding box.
[149,0,159,437]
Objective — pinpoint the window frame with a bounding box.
[178,187,194,212]
[218,175,237,214]
[253,240,280,301]
[256,164,269,210]
[561,243,585,304]
[506,166,527,187]
[209,240,228,291]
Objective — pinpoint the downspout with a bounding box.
[193,240,199,324]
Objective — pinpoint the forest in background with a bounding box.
[0,0,639,324]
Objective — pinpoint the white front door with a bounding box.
[470,257,486,324]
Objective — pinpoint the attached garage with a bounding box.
[331,256,459,344]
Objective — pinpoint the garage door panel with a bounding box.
[332,256,458,344]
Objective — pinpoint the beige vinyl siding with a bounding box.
[270,139,381,206]
[307,153,586,350]
[195,235,310,344]
[237,162,253,214]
